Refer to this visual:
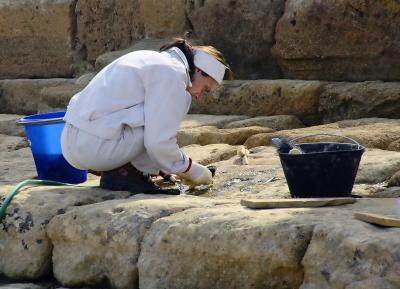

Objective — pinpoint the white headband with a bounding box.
[193,49,226,84]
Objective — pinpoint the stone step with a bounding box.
[245,118,400,151]
[2,78,400,125]
[2,118,400,288]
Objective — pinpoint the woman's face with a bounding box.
[187,68,218,100]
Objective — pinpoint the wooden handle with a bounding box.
[353,212,400,227]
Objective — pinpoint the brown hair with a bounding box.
[160,37,234,81]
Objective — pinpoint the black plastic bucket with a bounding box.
[277,134,365,198]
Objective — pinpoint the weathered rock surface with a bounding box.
[2,1,400,81]
[0,148,36,185]
[0,79,75,115]
[139,204,310,289]
[388,171,400,187]
[3,78,400,126]
[95,39,168,72]
[319,81,400,123]
[1,114,400,288]
[178,126,273,147]
[47,196,229,289]
[0,0,75,79]
[187,0,285,79]
[139,0,189,38]
[356,149,400,184]
[245,120,400,150]
[75,0,144,64]
[138,199,400,289]
[0,136,28,154]
[0,115,24,137]
[0,184,132,279]
[205,145,400,199]
[0,283,44,289]
[182,144,239,166]
[300,199,400,289]
[224,115,304,130]
[95,38,203,72]
[39,83,85,113]
[190,80,323,125]
[208,146,289,199]
[180,114,249,129]
[273,0,400,81]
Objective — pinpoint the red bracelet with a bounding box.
[182,158,192,173]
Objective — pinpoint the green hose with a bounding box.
[0,179,96,221]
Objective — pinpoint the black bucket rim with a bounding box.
[278,142,365,156]
[278,133,365,155]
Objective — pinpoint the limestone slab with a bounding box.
[244,120,400,152]
[319,81,400,123]
[180,114,249,129]
[0,0,75,79]
[76,0,144,63]
[39,83,85,112]
[182,144,239,166]
[0,79,75,115]
[273,0,400,81]
[300,199,400,289]
[0,283,43,289]
[0,184,131,279]
[224,115,304,131]
[139,0,189,38]
[356,148,400,184]
[205,146,289,199]
[0,148,36,186]
[47,196,226,289]
[206,145,399,199]
[138,198,400,289]
[95,38,203,71]
[0,135,28,153]
[178,126,274,147]
[187,0,285,79]
[190,80,323,125]
[0,115,24,137]
[139,204,313,289]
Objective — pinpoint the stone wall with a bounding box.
[0,0,76,79]
[272,0,400,81]
[1,0,400,80]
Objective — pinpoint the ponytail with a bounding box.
[160,38,196,78]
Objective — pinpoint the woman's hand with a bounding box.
[178,162,213,186]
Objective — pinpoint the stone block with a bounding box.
[76,0,145,63]
[187,0,286,79]
[0,0,75,79]
[0,79,75,115]
[272,0,400,81]
[319,81,400,123]
[139,0,189,38]
[190,80,323,125]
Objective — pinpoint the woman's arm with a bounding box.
[142,65,191,174]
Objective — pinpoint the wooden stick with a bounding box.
[353,212,400,227]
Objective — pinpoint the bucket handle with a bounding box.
[290,134,362,149]
[16,118,65,126]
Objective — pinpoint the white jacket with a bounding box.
[64,48,192,173]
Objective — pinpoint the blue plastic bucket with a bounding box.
[16,111,87,184]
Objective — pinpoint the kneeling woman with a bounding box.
[61,38,233,194]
